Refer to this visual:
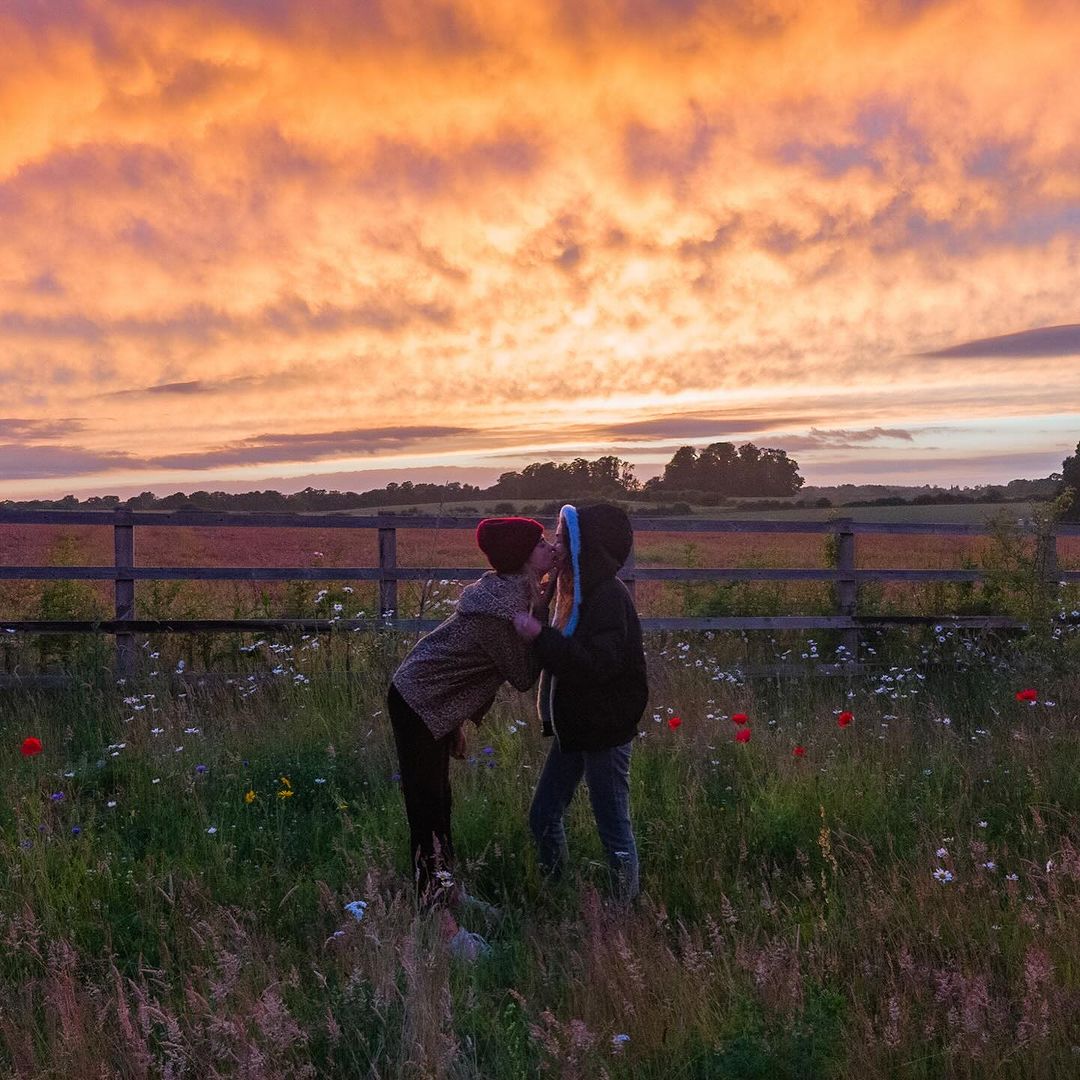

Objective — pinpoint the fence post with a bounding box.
[623,545,637,606]
[1036,526,1059,609]
[835,518,858,662]
[378,524,398,618]
[114,509,136,680]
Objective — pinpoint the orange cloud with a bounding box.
[1,0,1079,493]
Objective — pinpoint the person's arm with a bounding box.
[477,615,543,691]
[529,587,629,684]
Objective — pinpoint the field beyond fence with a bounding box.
[2,508,1079,682]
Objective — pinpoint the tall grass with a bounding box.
[2,613,1080,1077]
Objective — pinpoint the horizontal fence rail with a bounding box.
[2,508,1078,679]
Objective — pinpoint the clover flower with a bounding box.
[344,900,368,922]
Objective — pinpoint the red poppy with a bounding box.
[667,715,682,730]
[731,713,749,725]
[837,711,853,727]
[20,737,43,757]
[792,745,806,758]
[1015,689,1038,702]
[734,728,751,744]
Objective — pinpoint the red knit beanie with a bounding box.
[476,517,544,573]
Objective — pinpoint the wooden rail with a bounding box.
[2,509,1078,679]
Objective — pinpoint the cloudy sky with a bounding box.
[2,0,1078,497]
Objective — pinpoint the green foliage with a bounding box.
[683,987,845,1079]
[3,635,1080,1076]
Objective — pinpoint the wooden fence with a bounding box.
[1,508,1078,679]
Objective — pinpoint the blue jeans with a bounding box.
[529,738,639,902]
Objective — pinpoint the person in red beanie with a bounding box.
[388,516,557,912]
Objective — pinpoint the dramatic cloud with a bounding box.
[1,0,1079,494]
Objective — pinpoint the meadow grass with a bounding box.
[2,619,1080,1078]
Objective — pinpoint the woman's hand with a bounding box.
[450,724,467,759]
[513,612,542,641]
[542,571,558,602]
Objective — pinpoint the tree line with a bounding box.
[4,439,1076,512]
[3,443,805,511]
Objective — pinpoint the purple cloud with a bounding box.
[919,323,1080,359]
[624,105,724,184]
[771,427,917,451]
[600,414,817,440]
[0,442,137,479]
[0,418,85,439]
[0,294,455,346]
[359,133,542,197]
[150,425,472,470]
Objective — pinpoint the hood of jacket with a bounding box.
[456,570,529,620]
[554,502,633,636]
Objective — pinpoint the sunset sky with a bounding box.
[2,0,1078,498]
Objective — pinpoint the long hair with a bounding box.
[549,504,581,635]
[550,560,576,630]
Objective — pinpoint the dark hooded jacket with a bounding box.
[533,504,648,752]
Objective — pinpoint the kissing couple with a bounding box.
[386,503,648,930]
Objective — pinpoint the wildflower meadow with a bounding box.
[3,606,1080,1079]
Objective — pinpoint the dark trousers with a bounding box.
[388,683,454,900]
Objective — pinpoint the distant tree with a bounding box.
[695,442,738,490]
[488,456,639,500]
[756,447,804,496]
[661,446,700,490]
[656,442,804,497]
[1063,442,1080,495]
[1061,442,1080,519]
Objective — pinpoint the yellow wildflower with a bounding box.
[277,787,294,799]
[244,789,256,804]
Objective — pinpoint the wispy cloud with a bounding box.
[918,324,1080,360]
[773,426,917,450]
[150,426,473,470]
[0,417,84,439]
[0,443,138,480]
[598,413,817,441]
